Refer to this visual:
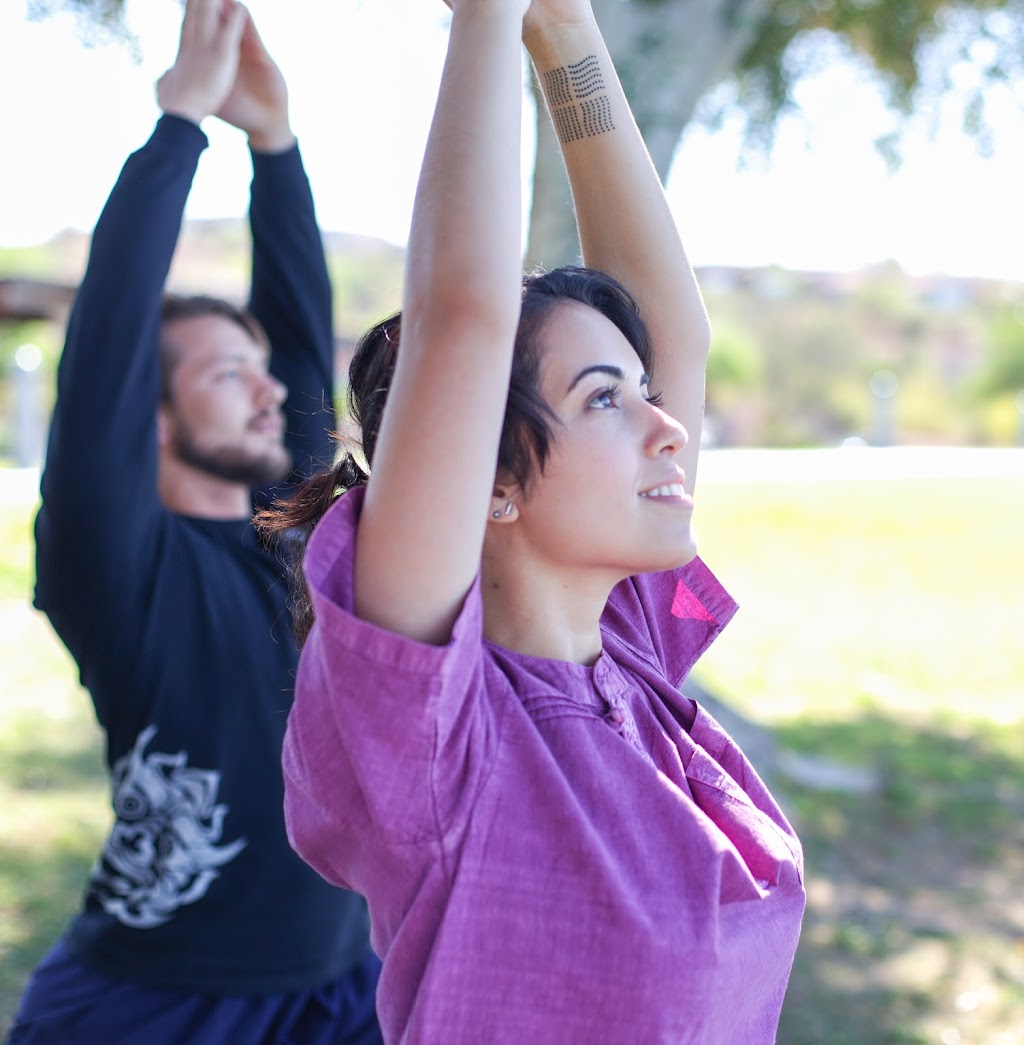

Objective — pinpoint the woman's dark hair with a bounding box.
[256,266,653,644]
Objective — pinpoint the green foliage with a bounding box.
[0,493,36,603]
[0,247,56,279]
[730,0,1024,149]
[976,304,1024,398]
[327,247,404,342]
[708,321,761,388]
[27,0,134,49]
[700,264,1015,446]
[970,392,1024,444]
[39,0,1024,151]
[3,227,1015,455]
[896,371,966,442]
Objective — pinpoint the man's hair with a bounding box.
[158,295,268,401]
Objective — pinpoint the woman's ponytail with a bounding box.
[255,452,366,646]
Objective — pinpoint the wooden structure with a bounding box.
[0,278,75,324]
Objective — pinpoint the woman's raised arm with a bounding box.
[525,2,710,493]
[353,0,529,645]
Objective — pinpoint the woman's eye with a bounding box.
[644,389,665,407]
[589,387,620,410]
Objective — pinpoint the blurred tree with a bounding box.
[34,0,1024,264]
[976,305,1024,398]
[705,318,762,444]
[528,0,1023,265]
[27,0,136,49]
[708,319,762,388]
[759,301,863,444]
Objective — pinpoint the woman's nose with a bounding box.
[646,404,688,457]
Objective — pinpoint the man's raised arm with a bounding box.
[36,0,250,627]
[218,8,336,491]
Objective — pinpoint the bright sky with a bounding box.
[1,0,1021,280]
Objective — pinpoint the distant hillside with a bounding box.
[3,227,1019,446]
[0,220,406,342]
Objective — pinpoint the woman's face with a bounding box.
[514,300,697,579]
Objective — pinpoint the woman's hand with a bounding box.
[438,0,532,24]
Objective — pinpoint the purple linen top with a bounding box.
[284,486,805,1043]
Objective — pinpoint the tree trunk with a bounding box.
[525,0,773,269]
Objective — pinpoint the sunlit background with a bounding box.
[1,0,1022,276]
[1,2,1022,1042]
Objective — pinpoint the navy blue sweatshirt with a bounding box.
[34,115,371,995]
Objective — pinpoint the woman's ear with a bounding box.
[488,485,519,523]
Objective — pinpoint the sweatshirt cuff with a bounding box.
[249,138,303,175]
[151,113,210,156]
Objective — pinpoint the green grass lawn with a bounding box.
[1,468,1022,1041]
[0,489,107,1033]
[692,477,1023,727]
[692,475,1024,1044]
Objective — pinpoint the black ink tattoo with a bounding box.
[542,66,573,108]
[544,55,614,144]
[568,55,604,98]
[552,105,584,144]
[581,96,614,138]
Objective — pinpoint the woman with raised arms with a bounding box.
[260,0,805,1039]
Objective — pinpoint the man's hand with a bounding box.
[156,0,247,126]
[216,8,295,153]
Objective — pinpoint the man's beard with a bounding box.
[172,428,293,487]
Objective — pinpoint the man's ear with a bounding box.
[157,404,173,449]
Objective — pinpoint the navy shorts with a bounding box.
[5,940,382,1045]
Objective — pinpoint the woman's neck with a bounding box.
[480,546,621,665]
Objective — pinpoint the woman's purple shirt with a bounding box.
[283,486,805,1043]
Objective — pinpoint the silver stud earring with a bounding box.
[504,502,513,516]
[492,510,501,518]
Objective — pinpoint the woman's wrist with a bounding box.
[523,13,599,69]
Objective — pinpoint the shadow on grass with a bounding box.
[0,826,100,1035]
[773,711,1024,1044]
[2,737,106,795]
[3,698,1022,1041]
[0,715,107,1033]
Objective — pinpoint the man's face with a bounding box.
[158,315,291,487]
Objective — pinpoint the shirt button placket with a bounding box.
[595,660,628,733]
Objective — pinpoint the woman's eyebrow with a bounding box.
[566,364,624,394]
[565,365,651,395]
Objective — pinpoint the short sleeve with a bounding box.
[283,487,499,888]
[601,557,738,688]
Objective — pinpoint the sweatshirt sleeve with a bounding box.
[34,116,206,647]
[247,142,336,502]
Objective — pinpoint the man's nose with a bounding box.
[256,372,288,407]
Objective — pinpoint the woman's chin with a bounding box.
[632,533,699,575]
